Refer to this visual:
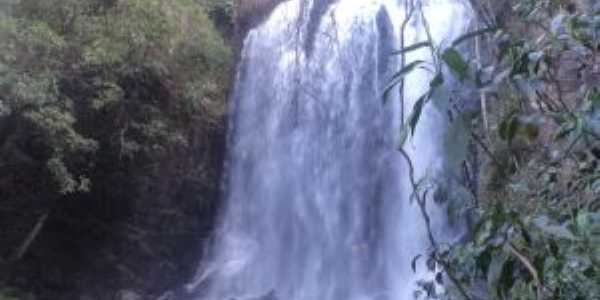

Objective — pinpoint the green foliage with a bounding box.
[444,201,600,299]
[0,286,34,300]
[384,60,426,100]
[389,15,489,140]
[202,0,235,26]
[0,0,231,194]
[390,1,600,299]
[441,48,469,81]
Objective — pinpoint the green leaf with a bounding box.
[583,266,596,278]
[383,60,426,102]
[499,113,520,144]
[534,254,545,282]
[398,125,409,148]
[397,73,442,145]
[520,226,532,246]
[488,251,509,294]
[476,220,494,245]
[576,212,600,237]
[497,257,516,298]
[409,92,428,135]
[588,87,600,110]
[476,247,494,275]
[451,26,499,47]
[548,239,559,257]
[391,41,432,55]
[429,72,444,88]
[412,254,422,273]
[510,51,530,76]
[524,122,540,142]
[442,48,469,80]
[506,118,520,144]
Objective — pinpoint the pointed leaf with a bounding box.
[588,87,600,110]
[499,114,520,144]
[497,257,516,298]
[429,72,444,88]
[391,41,432,55]
[409,92,429,135]
[507,119,521,145]
[442,48,469,80]
[452,27,500,47]
[476,248,493,275]
[411,254,422,273]
[398,125,409,148]
[488,252,508,292]
[383,60,426,102]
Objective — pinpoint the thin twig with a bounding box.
[507,243,544,300]
[467,0,495,28]
[399,0,417,123]
[417,3,439,70]
[471,132,503,168]
[11,213,49,261]
[558,134,582,163]
[475,20,490,134]
[433,257,474,300]
[462,161,480,207]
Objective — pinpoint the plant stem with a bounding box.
[398,148,473,300]
[507,243,544,300]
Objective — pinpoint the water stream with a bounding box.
[193,1,473,299]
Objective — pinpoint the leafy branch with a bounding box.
[399,148,473,300]
[389,1,600,299]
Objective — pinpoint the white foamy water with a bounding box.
[192,1,473,299]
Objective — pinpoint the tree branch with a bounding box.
[399,0,417,123]
[507,243,544,300]
[470,132,502,168]
[398,148,473,300]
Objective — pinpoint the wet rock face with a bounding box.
[236,0,287,39]
[234,0,336,50]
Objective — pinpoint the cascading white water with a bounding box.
[192,1,473,299]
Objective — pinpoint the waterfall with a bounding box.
[192,1,473,299]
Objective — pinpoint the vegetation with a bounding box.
[391,1,599,299]
[1,0,597,299]
[0,0,231,195]
[0,0,232,298]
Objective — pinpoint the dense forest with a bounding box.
[0,0,234,299]
[0,0,598,300]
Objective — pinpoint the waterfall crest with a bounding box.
[193,1,473,299]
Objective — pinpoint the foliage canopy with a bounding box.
[0,0,231,194]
